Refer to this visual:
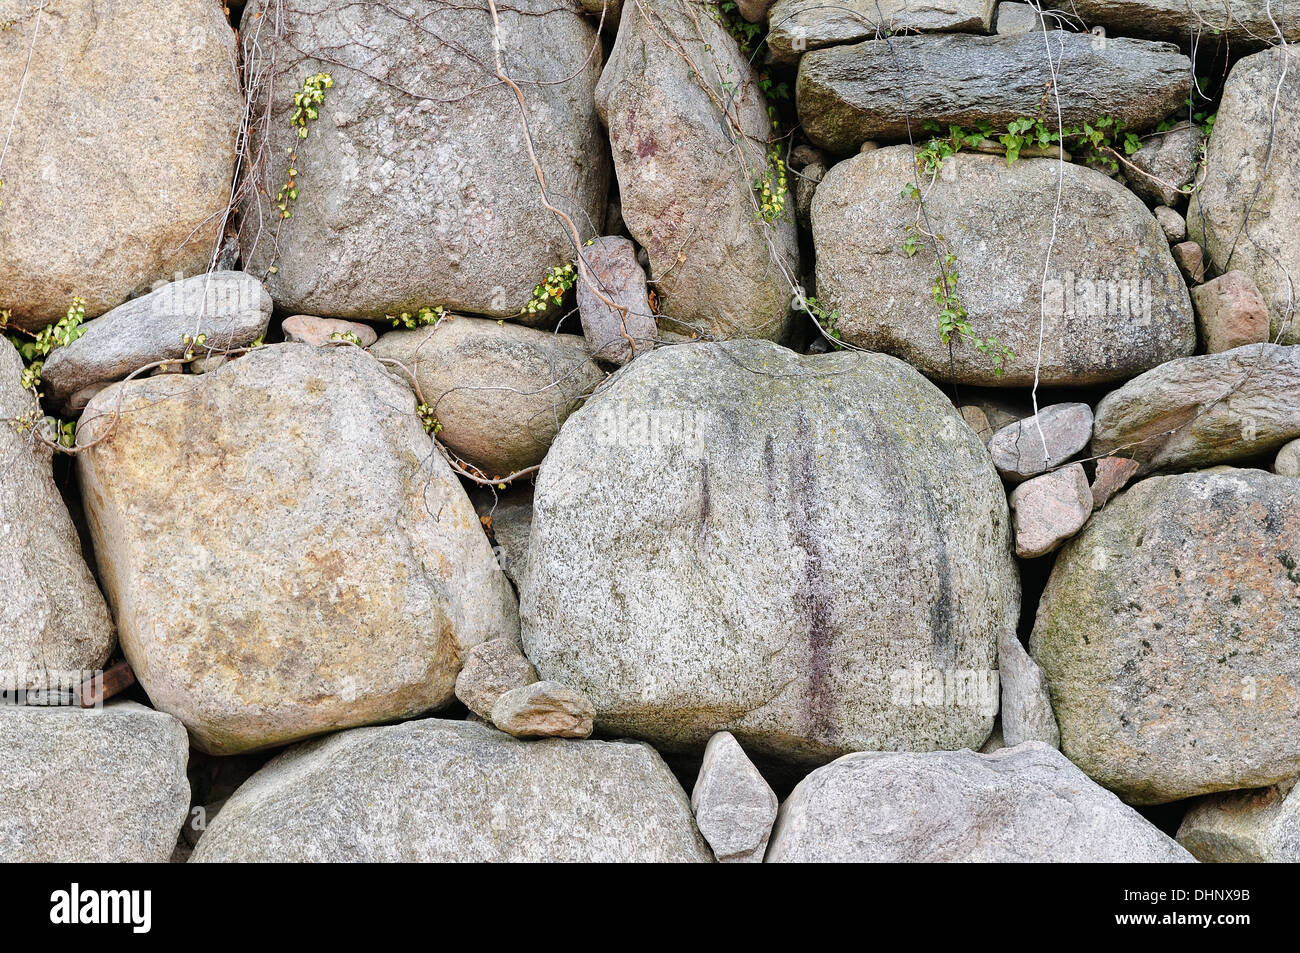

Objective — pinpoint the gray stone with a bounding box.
[1154,205,1187,243]
[1031,469,1300,804]
[989,403,1094,480]
[1091,344,1300,474]
[596,0,799,341]
[473,487,535,589]
[281,315,378,348]
[794,161,826,231]
[0,341,114,690]
[0,701,189,862]
[1177,780,1300,863]
[491,680,595,739]
[995,1,1042,34]
[767,0,994,63]
[813,147,1195,386]
[1061,1,1300,44]
[191,718,712,862]
[575,236,657,365]
[580,0,623,23]
[0,0,242,327]
[42,272,271,414]
[691,731,778,863]
[238,0,608,319]
[76,344,519,755]
[522,340,1019,764]
[454,638,538,721]
[370,317,605,477]
[1191,271,1272,354]
[737,0,772,23]
[1190,48,1300,344]
[1126,124,1203,206]
[1009,464,1093,558]
[797,31,1189,154]
[765,743,1193,862]
[997,629,1059,748]
[1275,438,1300,476]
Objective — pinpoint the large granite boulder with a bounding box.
[767,0,995,63]
[765,743,1194,862]
[1031,469,1300,804]
[1189,47,1300,345]
[1063,1,1300,44]
[797,31,1188,153]
[522,340,1019,764]
[813,146,1195,386]
[0,341,114,689]
[191,718,712,862]
[0,0,241,327]
[0,702,189,862]
[595,0,799,341]
[238,0,608,319]
[76,344,519,754]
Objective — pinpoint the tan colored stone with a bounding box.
[1191,271,1271,354]
[490,681,595,739]
[281,315,379,348]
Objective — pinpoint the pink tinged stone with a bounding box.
[1010,463,1093,558]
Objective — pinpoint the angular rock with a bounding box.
[0,0,241,327]
[767,0,994,64]
[797,32,1189,153]
[691,731,779,863]
[522,340,1019,764]
[0,702,189,862]
[0,342,114,689]
[1154,205,1187,243]
[997,629,1059,748]
[281,315,378,348]
[491,680,595,739]
[454,638,538,721]
[239,0,608,318]
[191,719,712,862]
[1090,455,1140,509]
[1063,1,1300,44]
[473,487,535,590]
[1009,464,1093,558]
[1190,47,1300,344]
[989,403,1094,480]
[76,344,519,754]
[995,1,1043,34]
[813,147,1196,386]
[1126,124,1202,206]
[575,236,657,365]
[1192,271,1272,354]
[42,272,271,415]
[765,743,1193,862]
[959,404,993,443]
[596,0,799,341]
[1173,241,1206,284]
[369,317,605,477]
[794,160,826,231]
[1275,438,1300,476]
[1091,343,1300,473]
[1031,469,1300,803]
[1177,781,1300,863]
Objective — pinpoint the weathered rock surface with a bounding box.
[281,314,378,348]
[1009,464,1093,559]
[1192,271,1271,354]
[765,743,1193,862]
[1031,469,1300,804]
[1063,1,1300,44]
[0,702,189,862]
[473,487,534,589]
[596,0,799,341]
[0,0,242,327]
[1190,47,1300,344]
[1090,455,1140,509]
[1154,205,1187,243]
[995,1,1042,34]
[997,630,1059,748]
[1177,780,1300,863]
[454,638,538,721]
[522,340,1019,764]
[491,680,595,738]
[989,403,1093,480]
[1091,344,1300,473]
[370,317,605,476]
[77,344,519,754]
[191,719,712,862]
[1127,125,1202,207]
[1173,241,1207,284]
[1275,438,1300,476]
[239,0,608,318]
[575,236,657,365]
[0,342,114,689]
[813,147,1195,386]
[692,731,779,863]
[42,272,271,414]
[767,0,995,63]
[797,32,1189,153]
